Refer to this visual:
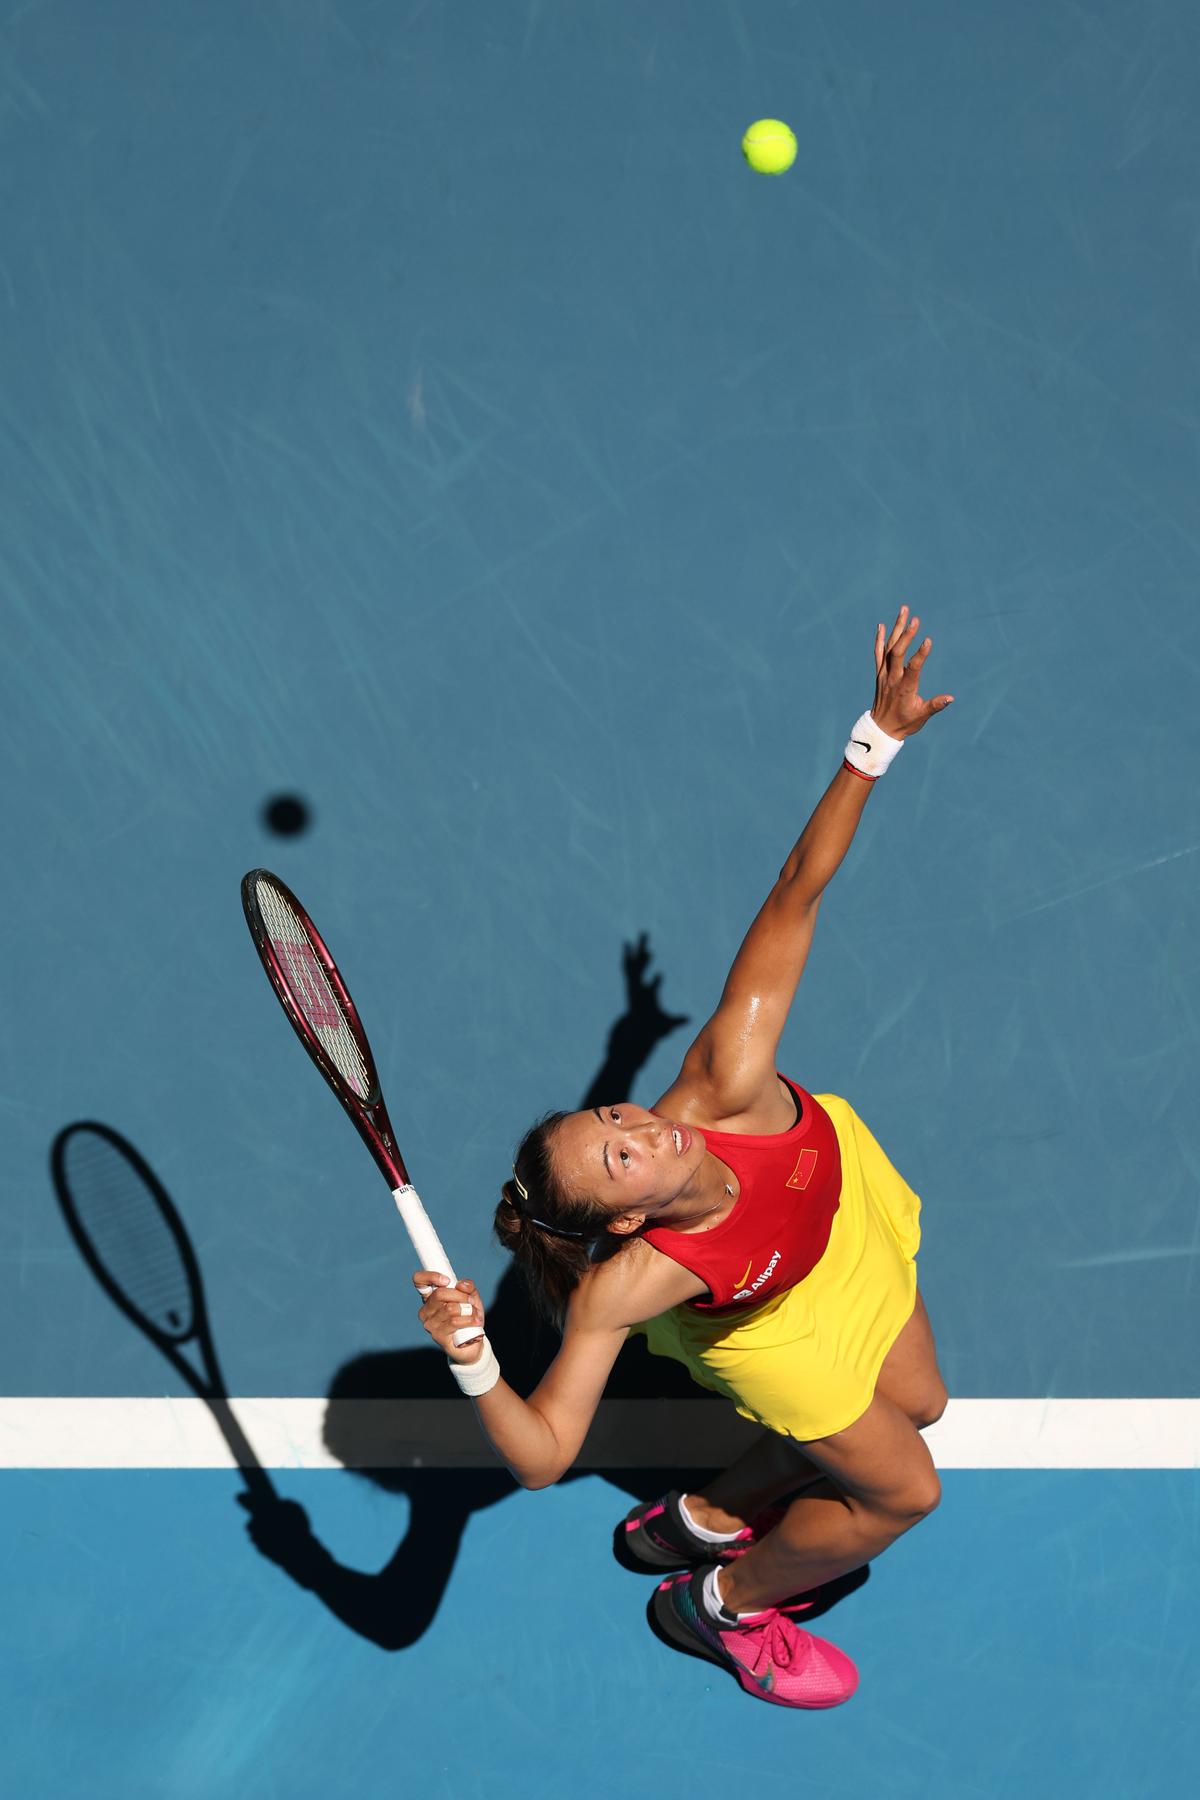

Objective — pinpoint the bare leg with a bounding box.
[717,1391,941,1615]
[683,1429,833,1534]
[690,1286,947,1537]
[870,1289,947,1425]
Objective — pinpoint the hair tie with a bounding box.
[531,1216,592,1240]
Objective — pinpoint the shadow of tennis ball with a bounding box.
[262,795,312,838]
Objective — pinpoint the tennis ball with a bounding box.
[742,118,797,175]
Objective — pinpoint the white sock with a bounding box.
[678,1493,741,1544]
[701,1564,770,1625]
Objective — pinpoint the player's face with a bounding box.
[552,1103,706,1223]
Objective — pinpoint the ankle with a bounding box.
[714,1562,769,1617]
[682,1493,749,1536]
[706,1563,775,1623]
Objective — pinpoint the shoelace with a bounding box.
[776,1596,814,1620]
[750,1613,803,1674]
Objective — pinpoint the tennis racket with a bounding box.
[241,868,483,1348]
[52,1122,273,1498]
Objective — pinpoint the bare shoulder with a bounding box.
[571,1236,706,1330]
[653,1064,799,1136]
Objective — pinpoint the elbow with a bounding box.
[514,1408,572,1488]
[518,1446,572,1489]
[519,1465,566,1491]
[780,875,823,912]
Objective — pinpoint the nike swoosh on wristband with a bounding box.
[851,738,872,751]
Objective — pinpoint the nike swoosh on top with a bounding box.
[735,1258,754,1288]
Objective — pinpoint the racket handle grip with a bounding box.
[393,1183,484,1348]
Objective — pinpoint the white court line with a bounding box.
[1,1398,1198,1470]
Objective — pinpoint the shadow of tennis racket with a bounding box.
[51,1121,273,1504]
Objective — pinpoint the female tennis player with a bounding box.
[415,605,953,1710]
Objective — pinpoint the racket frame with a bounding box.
[241,869,410,1194]
[241,870,484,1345]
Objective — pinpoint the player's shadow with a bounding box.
[242,933,869,1648]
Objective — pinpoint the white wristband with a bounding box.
[449,1336,500,1398]
[843,711,904,780]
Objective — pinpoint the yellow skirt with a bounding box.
[629,1094,922,1443]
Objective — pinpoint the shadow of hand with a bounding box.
[238,1492,332,1590]
[621,932,689,1049]
[238,1471,515,1651]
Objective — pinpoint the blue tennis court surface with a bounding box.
[3,1470,1197,1798]
[2,1,1198,1791]
[0,1468,1194,1792]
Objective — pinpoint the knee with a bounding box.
[913,1385,949,1431]
[912,1469,942,1517]
[875,1469,942,1531]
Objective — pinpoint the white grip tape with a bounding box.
[393,1183,483,1347]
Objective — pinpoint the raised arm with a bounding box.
[669,606,953,1117]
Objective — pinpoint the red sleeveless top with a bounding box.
[644,1075,841,1314]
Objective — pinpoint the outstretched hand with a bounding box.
[871,604,954,740]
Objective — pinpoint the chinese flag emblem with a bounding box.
[786,1148,818,1191]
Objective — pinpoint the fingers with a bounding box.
[414,1272,487,1353]
[415,1274,472,1320]
[907,638,954,703]
[870,606,955,737]
[422,1296,484,1335]
[887,607,921,663]
[884,603,915,656]
[414,1272,479,1304]
[883,607,940,684]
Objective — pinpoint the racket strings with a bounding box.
[63,1138,195,1339]
[253,877,371,1101]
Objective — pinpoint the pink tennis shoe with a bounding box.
[652,1566,859,1709]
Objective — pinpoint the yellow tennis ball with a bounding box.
[742,118,797,175]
